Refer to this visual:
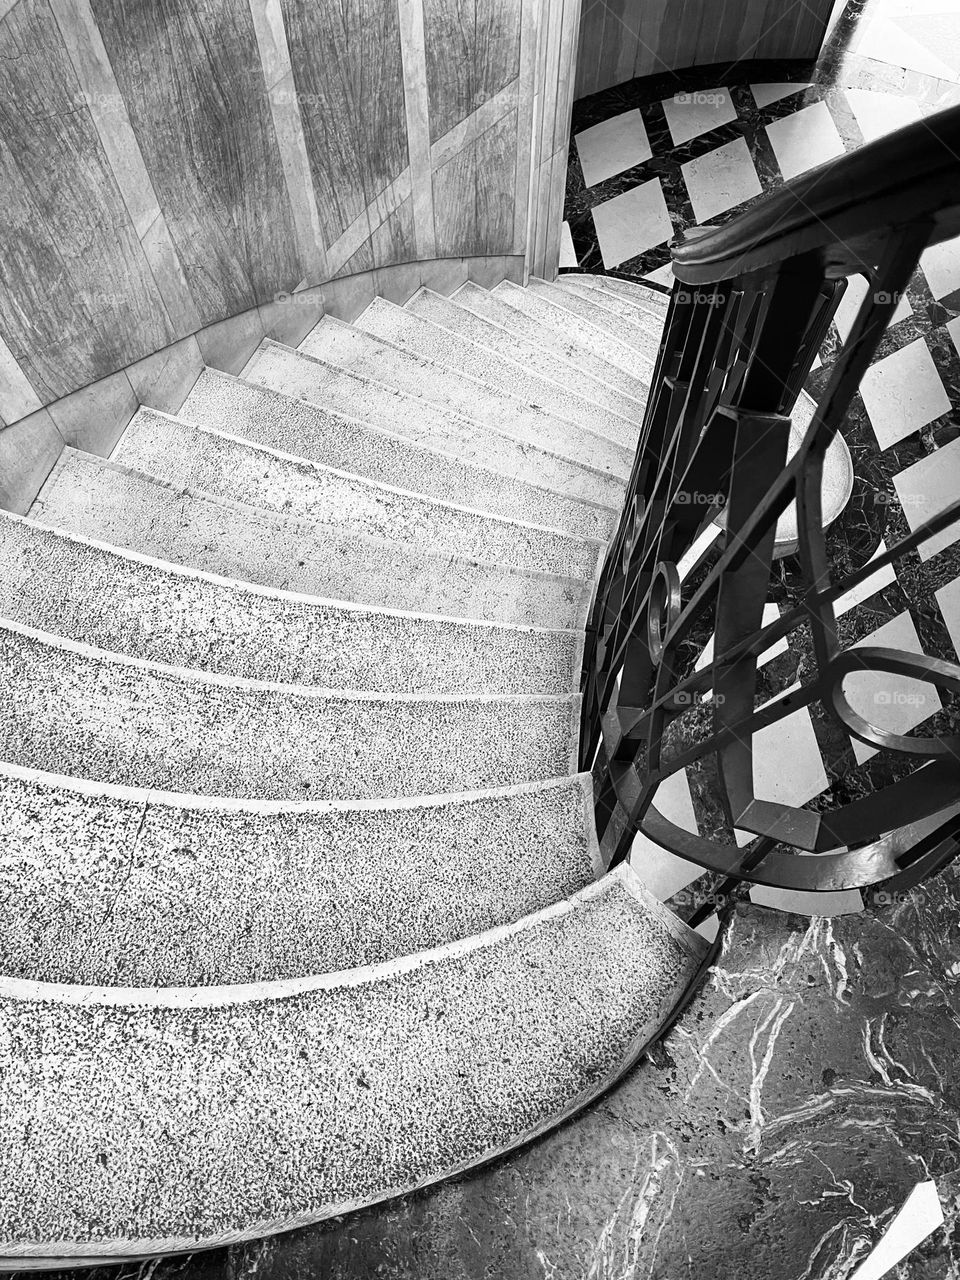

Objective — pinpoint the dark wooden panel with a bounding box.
[578,0,835,93]
[91,0,302,326]
[0,0,171,400]
[282,0,409,251]
[424,0,521,140]
[433,109,516,256]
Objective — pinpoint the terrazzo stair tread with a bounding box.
[29,453,593,632]
[354,297,641,453]
[0,864,707,1264]
[556,277,673,337]
[0,765,600,986]
[248,337,628,506]
[0,620,579,801]
[111,410,602,583]
[451,281,654,405]
[563,273,671,319]
[404,287,648,422]
[526,279,663,367]
[492,282,655,384]
[0,513,582,697]
[178,368,615,542]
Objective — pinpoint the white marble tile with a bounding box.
[644,262,675,289]
[894,433,960,559]
[921,234,960,300]
[833,273,912,344]
[846,611,942,762]
[843,87,923,141]
[734,688,829,845]
[752,703,828,807]
[852,13,960,79]
[859,338,950,449]
[559,221,578,268]
[848,1182,944,1280]
[765,102,846,179]
[575,109,652,187]
[661,87,737,146]
[592,179,674,270]
[682,136,762,224]
[749,884,864,915]
[630,769,704,902]
[750,82,812,108]
[834,541,898,614]
[935,573,960,658]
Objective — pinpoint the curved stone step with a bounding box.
[177,368,615,542]
[452,281,653,404]
[0,620,578,801]
[30,452,593,631]
[0,865,707,1268]
[111,410,602,582]
[570,272,671,316]
[248,337,628,503]
[0,514,582,697]
[0,765,598,985]
[492,281,654,384]
[528,278,663,366]
[354,297,641,452]
[405,287,647,422]
[560,272,671,321]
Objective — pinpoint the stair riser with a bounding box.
[250,340,631,500]
[0,626,579,801]
[0,517,582,696]
[180,371,616,542]
[493,282,654,384]
[406,288,648,423]
[454,282,652,404]
[112,412,603,583]
[356,298,640,452]
[0,769,597,985]
[31,459,594,631]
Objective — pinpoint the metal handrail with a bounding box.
[582,104,960,899]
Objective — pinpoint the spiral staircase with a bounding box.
[0,273,709,1268]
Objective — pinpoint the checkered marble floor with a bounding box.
[564,9,960,921]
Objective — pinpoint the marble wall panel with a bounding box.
[0,0,172,401]
[0,0,570,468]
[91,0,302,325]
[433,109,518,257]
[423,0,522,139]
[281,0,409,253]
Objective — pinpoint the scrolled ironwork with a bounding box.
[582,105,960,899]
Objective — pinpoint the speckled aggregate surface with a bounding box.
[179,369,615,541]
[0,768,597,985]
[0,514,581,696]
[494,281,657,384]
[30,455,593,631]
[356,298,640,451]
[453,281,654,403]
[534,278,664,366]
[0,870,704,1255]
[405,288,648,423]
[111,410,602,581]
[560,273,669,322]
[249,338,629,502]
[0,622,579,800]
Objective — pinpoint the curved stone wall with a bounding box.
[0,0,582,510]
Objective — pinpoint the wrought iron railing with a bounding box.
[581,104,960,900]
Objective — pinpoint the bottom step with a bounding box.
[0,866,707,1268]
